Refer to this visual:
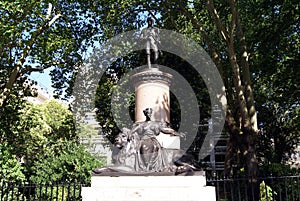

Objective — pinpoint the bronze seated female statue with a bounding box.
[93,108,197,175]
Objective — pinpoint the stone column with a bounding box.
[131,68,172,123]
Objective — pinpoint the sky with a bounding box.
[30,67,54,94]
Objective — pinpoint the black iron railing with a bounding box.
[206,173,300,201]
[0,182,89,201]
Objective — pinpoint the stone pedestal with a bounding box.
[131,68,172,123]
[131,68,179,149]
[156,133,180,149]
[82,175,216,201]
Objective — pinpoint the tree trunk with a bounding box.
[225,114,259,200]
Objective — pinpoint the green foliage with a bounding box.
[0,92,29,142]
[260,163,300,177]
[39,100,76,140]
[6,100,76,170]
[255,67,300,164]
[94,53,141,141]
[0,185,23,201]
[0,0,109,186]
[260,181,276,201]
[251,0,300,165]
[95,74,121,142]
[0,143,25,183]
[18,101,101,184]
[77,124,99,138]
[0,100,101,185]
[76,124,109,162]
[30,140,100,184]
[0,99,103,199]
[30,185,80,201]
[0,0,110,107]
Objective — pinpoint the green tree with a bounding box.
[0,0,108,185]
[0,0,107,107]
[248,0,300,166]
[8,100,75,170]
[0,0,104,162]
[256,67,300,165]
[0,100,101,185]
[94,54,139,142]
[0,142,25,183]
[30,140,99,184]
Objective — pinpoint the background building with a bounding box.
[25,81,53,104]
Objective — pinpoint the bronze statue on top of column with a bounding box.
[140,17,162,68]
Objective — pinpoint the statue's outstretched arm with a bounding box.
[161,127,186,138]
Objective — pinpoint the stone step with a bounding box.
[82,175,216,201]
[90,175,205,187]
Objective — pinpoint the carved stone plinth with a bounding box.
[156,133,180,149]
[131,68,172,123]
[82,174,216,201]
[131,68,179,149]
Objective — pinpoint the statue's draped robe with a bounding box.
[115,121,171,172]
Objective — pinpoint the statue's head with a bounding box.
[114,128,130,148]
[147,17,154,26]
[143,108,153,119]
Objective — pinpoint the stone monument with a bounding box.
[81,17,216,201]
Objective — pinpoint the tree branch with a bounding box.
[0,3,62,108]
[205,0,251,129]
[144,3,163,27]
[178,6,224,78]
[205,0,229,44]
[228,43,251,128]
[48,13,62,27]
[21,60,64,75]
[229,0,237,47]
[233,0,258,131]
